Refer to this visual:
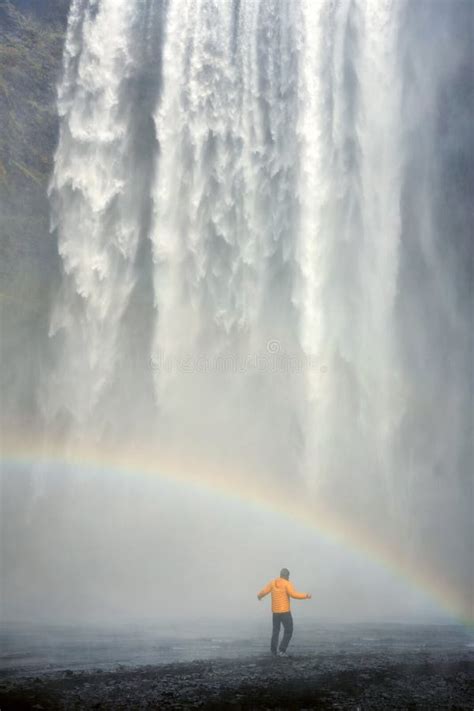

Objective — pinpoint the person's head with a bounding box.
[280,568,290,580]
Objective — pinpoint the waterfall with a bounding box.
[45,0,161,430]
[293,0,406,502]
[42,0,473,619]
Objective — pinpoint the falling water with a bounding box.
[38,0,472,620]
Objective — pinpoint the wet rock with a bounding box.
[1,650,473,709]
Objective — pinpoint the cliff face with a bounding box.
[0,0,68,251]
[0,0,69,427]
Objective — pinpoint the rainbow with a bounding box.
[1,431,472,626]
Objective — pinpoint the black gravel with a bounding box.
[0,649,473,710]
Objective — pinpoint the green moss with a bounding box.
[0,44,26,61]
[11,159,45,186]
[0,0,67,196]
[0,74,8,96]
[26,97,48,114]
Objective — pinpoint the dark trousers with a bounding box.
[271,612,293,654]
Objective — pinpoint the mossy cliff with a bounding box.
[0,0,69,426]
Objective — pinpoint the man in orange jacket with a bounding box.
[257,568,311,656]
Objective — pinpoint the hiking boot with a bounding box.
[277,650,289,657]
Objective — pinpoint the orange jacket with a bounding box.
[258,577,308,613]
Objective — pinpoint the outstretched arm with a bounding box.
[257,581,272,600]
[288,582,311,600]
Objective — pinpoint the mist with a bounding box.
[1,0,473,630]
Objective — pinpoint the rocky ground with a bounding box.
[1,649,473,710]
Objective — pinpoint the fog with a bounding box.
[1,0,473,628]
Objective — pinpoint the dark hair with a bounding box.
[280,568,290,580]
